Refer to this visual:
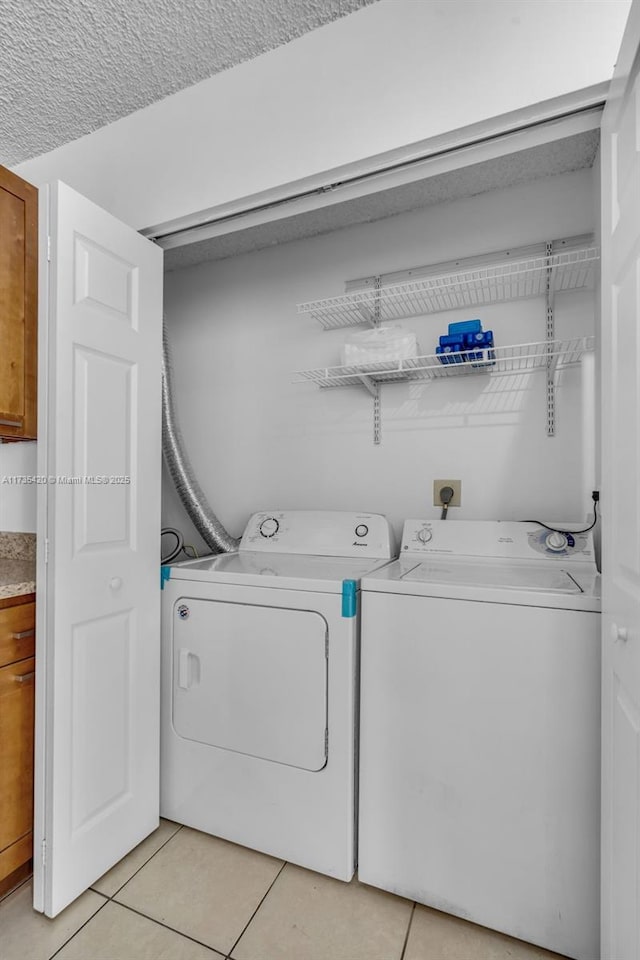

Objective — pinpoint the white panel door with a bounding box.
[601,6,640,958]
[34,181,163,917]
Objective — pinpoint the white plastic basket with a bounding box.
[341,324,419,366]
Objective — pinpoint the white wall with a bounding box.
[0,443,37,532]
[162,168,596,549]
[14,0,628,232]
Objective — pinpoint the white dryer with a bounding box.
[160,510,394,881]
[358,519,601,960]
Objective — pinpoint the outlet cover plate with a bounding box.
[433,479,461,507]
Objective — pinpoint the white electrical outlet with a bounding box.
[433,479,461,507]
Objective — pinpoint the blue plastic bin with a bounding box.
[448,319,482,336]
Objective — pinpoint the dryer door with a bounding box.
[172,598,328,771]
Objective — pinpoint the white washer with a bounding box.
[160,510,394,881]
[359,519,601,960]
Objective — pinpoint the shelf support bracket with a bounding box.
[356,375,381,444]
[373,275,381,329]
[357,375,378,397]
[545,241,555,437]
[373,388,381,445]
[368,275,382,444]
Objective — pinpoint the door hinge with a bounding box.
[41,839,46,866]
[47,236,51,262]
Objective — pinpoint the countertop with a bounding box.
[0,533,36,600]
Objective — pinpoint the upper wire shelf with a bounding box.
[294,337,594,390]
[297,244,600,331]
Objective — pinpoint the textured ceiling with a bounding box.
[163,128,600,270]
[0,0,373,165]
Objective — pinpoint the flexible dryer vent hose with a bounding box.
[162,320,239,555]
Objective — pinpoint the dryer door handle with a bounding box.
[178,648,195,689]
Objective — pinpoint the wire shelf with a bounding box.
[294,337,594,389]
[298,246,600,330]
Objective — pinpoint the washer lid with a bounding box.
[361,557,601,611]
[401,560,583,594]
[167,550,392,591]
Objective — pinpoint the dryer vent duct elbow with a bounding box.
[162,320,239,555]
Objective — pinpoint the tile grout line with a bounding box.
[399,902,417,960]
[225,859,288,959]
[48,894,111,960]
[94,822,184,901]
[45,826,280,960]
[112,899,226,957]
[47,823,184,960]
[0,873,32,904]
[38,834,420,960]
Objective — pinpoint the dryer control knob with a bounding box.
[355,524,369,538]
[259,517,279,538]
[545,531,568,552]
[417,528,432,543]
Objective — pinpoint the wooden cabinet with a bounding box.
[0,595,35,895]
[0,166,37,439]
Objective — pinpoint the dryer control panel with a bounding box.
[401,519,595,563]
[240,510,396,559]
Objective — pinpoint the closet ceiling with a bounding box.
[0,0,374,165]
[163,127,600,270]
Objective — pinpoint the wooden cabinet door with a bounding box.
[0,655,35,875]
[0,166,37,439]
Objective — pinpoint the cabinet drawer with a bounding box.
[0,656,35,854]
[0,601,35,667]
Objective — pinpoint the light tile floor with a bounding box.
[0,820,568,960]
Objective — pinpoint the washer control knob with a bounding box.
[259,517,279,538]
[355,524,369,539]
[417,528,432,544]
[545,531,568,552]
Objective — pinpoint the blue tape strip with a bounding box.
[161,565,171,590]
[341,579,357,618]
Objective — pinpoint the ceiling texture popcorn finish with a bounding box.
[0,0,374,165]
